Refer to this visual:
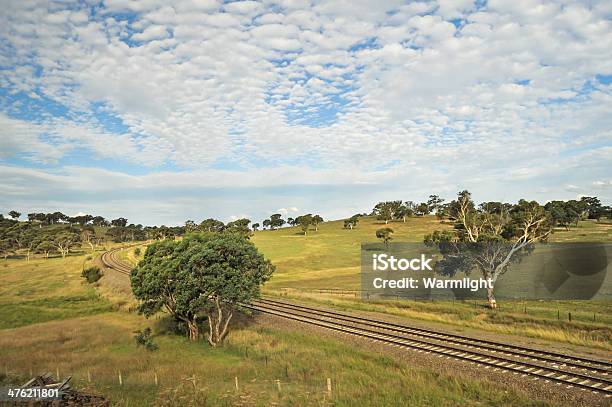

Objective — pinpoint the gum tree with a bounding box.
[376,227,394,247]
[425,191,552,308]
[131,233,274,346]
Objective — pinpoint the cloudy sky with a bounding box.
[1,0,611,225]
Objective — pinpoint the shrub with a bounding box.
[81,266,102,283]
[134,248,141,256]
[134,328,158,351]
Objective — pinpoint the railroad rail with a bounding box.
[246,300,612,396]
[100,248,612,397]
[100,247,133,275]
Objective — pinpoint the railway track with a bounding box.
[100,247,133,275]
[245,300,612,397]
[100,248,612,397]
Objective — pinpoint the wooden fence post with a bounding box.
[327,378,332,397]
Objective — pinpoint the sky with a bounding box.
[0,0,611,226]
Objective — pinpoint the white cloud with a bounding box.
[0,0,611,223]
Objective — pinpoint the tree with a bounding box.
[427,195,445,213]
[311,215,323,231]
[35,240,55,259]
[111,217,128,227]
[344,215,360,230]
[8,211,21,220]
[435,203,450,220]
[199,218,225,232]
[225,218,252,238]
[376,227,394,247]
[580,196,605,220]
[544,201,576,230]
[81,227,102,253]
[268,214,285,230]
[92,216,109,227]
[131,233,274,345]
[262,219,271,230]
[0,239,15,260]
[425,191,552,308]
[373,201,399,224]
[394,202,414,222]
[54,229,81,258]
[296,214,313,235]
[414,202,430,216]
[252,223,260,231]
[184,220,198,233]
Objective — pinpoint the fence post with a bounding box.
[87,370,91,383]
[154,372,158,386]
[276,379,281,392]
[568,312,572,322]
[327,378,332,398]
[235,376,239,390]
[118,371,123,386]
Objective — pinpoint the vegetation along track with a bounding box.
[100,248,612,397]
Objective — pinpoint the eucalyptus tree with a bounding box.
[344,215,360,230]
[311,215,323,231]
[376,227,394,247]
[296,214,313,235]
[425,191,552,308]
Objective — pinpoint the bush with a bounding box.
[134,248,141,256]
[81,266,102,283]
[134,327,158,351]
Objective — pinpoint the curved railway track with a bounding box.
[100,248,612,397]
[100,247,133,275]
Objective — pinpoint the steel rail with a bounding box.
[246,301,612,396]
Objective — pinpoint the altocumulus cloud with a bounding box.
[0,0,611,224]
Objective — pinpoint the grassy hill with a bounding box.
[252,215,612,290]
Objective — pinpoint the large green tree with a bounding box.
[131,233,274,346]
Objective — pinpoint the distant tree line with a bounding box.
[363,192,610,309]
[0,211,183,260]
[366,195,610,228]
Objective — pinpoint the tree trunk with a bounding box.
[207,298,233,347]
[186,319,199,341]
[486,285,497,309]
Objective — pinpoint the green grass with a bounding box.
[0,313,547,407]
[0,255,114,329]
[0,253,548,406]
[252,216,452,289]
[252,216,612,349]
[1,219,609,405]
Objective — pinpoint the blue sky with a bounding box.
[1,0,611,225]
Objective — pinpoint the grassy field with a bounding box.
[0,251,549,406]
[251,216,612,349]
[251,216,452,290]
